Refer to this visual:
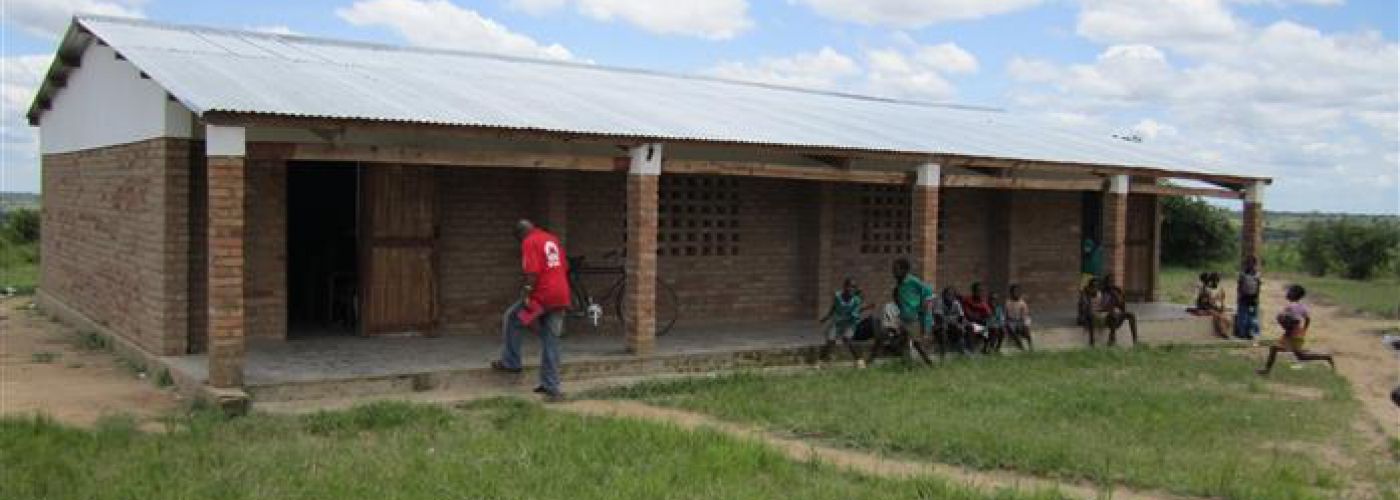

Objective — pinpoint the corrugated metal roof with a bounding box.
[32,15,1251,179]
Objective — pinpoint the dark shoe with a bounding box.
[491,360,523,374]
[533,385,549,394]
[542,392,567,403]
[1255,368,1270,376]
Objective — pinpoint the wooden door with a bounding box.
[360,164,438,335]
[1123,193,1157,301]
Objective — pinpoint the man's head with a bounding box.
[842,277,857,295]
[892,258,911,279]
[1102,274,1117,289]
[1286,284,1306,302]
[970,282,983,299]
[1009,284,1021,300]
[514,219,535,241]
[1243,255,1258,272]
[1208,272,1221,286]
[1085,278,1099,293]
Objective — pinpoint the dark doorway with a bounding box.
[287,163,360,337]
[1081,192,1103,277]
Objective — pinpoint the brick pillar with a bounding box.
[624,144,661,355]
[1102,174,1129,287]
[814,182,835,318]
[206,125,247,388]
[1241,181,1265,264]
[537,171,570,241]
[911,163,941,286]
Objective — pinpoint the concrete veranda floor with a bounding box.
[165,302,1206,388]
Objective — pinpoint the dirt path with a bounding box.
[1253,280,1400,440]
[0,297,179,427]
[557,399,1191,500]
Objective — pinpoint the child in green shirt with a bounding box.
[818,278,865,364]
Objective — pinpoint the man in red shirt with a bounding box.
[492,219,571,401]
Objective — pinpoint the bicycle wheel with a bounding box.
[614,279,681,337]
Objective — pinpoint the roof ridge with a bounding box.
[73,14,1004,114]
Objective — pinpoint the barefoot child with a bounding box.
[986,291,1008,353]
[817,278,864,364]
[1257,285,1335,375]
[1004,284,1033,351]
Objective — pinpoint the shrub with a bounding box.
[1297,219,1400,280]
[0,208,39,244]
[1161,196,1238,267]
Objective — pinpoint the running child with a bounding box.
[1257,285,1335,375]
[863,258,935,367]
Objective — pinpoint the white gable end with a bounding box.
[39,42,192,154]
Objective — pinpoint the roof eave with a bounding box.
[26,18,97,126]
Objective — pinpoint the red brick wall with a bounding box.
[436,167,539,334]
[656,176,817,324]
[244,158,286,339]
[40,138,194,356]
[937,188,994,294]
[1008,191,1083,308]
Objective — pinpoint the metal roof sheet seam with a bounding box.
[26,14,1262,181]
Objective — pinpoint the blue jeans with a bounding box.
[1234,298,1259,339]
[499,301,564,395]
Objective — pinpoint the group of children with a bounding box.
[817,258,1034,367]
[817,257,1336,375]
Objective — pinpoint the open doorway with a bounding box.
[287,163,360,337]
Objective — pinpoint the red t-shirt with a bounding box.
[521,228,571,310]
[962,296,991,324]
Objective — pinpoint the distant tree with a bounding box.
[1161,196,1238,268]
[1297,218,1400,280]
[0,208,39,244]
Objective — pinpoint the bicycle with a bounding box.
[567,250,680,337]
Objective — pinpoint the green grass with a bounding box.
[0,238,37,293]
[0,399,1058,500]
[1280,274,1400,319]
[594,347,1372,499]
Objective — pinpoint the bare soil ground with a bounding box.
[1251,280,1400,440]
[0,297,179,427]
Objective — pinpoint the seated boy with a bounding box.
[1098,274,1139,347]
[1257,285,1335,375]
[962,282,993,353]
[936,287,970,355]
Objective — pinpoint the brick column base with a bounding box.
[624,174,659,355]
[207,156,247,388]
[1103,192,1128,286]
[911,185,940,286]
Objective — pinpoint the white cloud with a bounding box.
[707,42,978,100]
[1,0,145,38]
[708,47,858,89]
[1076,0,1241,49]
[337,0,576,60]
[1131,118,1177,140]
[509,0,751,40]
[1009,2,1399,213]
[794,0,1045,28]
[506,0,568,16]
[1,55,51,193]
